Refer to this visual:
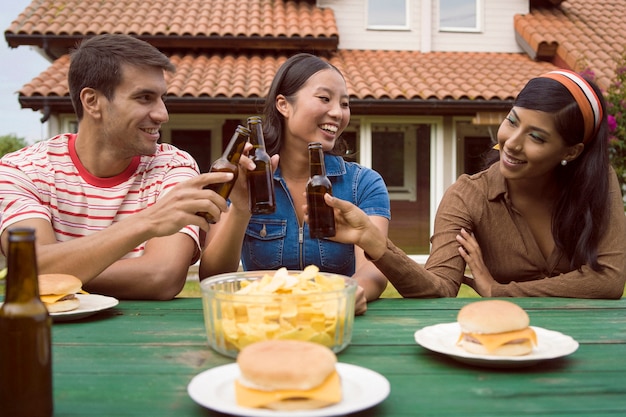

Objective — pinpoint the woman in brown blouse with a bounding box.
[316,70,626,299]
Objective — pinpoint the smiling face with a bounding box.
[497,107,583,183]
[99,63,169,158]
[277,68,350,152]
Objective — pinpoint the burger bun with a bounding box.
[457,300,529,334]
[237,339,337,391]
[236,340,340,410]
[45,297,81,313]
[38,273,83,313]
[39,273,83,296]
[457,300,534,356]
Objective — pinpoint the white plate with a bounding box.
[50,293,119,322]
[414,322,579,368]
[187,363,390,416]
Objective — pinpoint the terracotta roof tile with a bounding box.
[6,0,338,41]
[19,51,555,103]
[515,0,626,89]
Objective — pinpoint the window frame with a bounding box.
[438,0,482,33]
[370,124,418,201]
[366,0,410,31]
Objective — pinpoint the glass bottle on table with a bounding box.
[246,116,276,214]
[306,142,336,238]
[197,125,251,223]
[0,227,53,417]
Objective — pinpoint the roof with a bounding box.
[17,51,555,116]
[515,0,626,90]
[5,0,338,54]
[5,0,624,115]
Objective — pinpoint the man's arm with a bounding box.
[84,232,196,300]
[0,172,233,298]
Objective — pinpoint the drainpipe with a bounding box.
[40,105,51,123]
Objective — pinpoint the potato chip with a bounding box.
[206,266,353,353]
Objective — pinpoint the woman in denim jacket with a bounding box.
[200,53,391,314]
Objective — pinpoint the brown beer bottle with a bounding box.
[198,125,250,223]
[306,142,336,238]
[246,116,276,214]
[0,228,53,417]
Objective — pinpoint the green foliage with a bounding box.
[605,53,626,205]
[583,53,626,208]
[0,134,28,158]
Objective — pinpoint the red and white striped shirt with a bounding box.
[0,133,201,259]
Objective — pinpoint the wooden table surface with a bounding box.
[41,297,626,416]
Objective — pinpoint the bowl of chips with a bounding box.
[200,266,357,358]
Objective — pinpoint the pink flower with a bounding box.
[608,114,618,132]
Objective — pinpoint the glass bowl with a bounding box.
[200,269,357,358]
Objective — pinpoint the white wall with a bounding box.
[318,0,528,53]
[319,0,423,51]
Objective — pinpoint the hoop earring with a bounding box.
[561,159,568,166]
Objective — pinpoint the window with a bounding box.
[439,0,480,32]
[371,124,421,201]
[342,120,433,255]
[367,0,408,29]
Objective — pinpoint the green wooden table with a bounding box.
[43,297,626,416]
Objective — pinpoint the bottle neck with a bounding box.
[309,147,326,177]
[224,128,250,162]
[5,230,40,303]
[249,122,266,148]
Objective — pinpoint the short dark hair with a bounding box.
[262,53,348,155]
[68,34,175,120]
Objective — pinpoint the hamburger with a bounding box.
[38,273,83,313]
[235,340,342,410]
[457,300,537,356]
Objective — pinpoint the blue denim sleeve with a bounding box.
[353,165,391,220]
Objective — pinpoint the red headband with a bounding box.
[540,70,603,144]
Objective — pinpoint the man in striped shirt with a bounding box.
[0,34,233,300]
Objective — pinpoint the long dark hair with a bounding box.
[514,76,610,271]
[262,53,348,156]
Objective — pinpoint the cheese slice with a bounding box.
[459,327,537,353]
[40,294,68,304]
[40,289,87,305]
[235,370,341,409]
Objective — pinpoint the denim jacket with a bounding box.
[241,153,391,276]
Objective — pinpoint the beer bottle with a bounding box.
[246,116,276,214]
[306,142,336,238]
[0,228,53,417]
[198,125,250,223]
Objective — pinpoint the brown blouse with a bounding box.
[373,163,626,299]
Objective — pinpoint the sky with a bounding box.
[0,0,51,144]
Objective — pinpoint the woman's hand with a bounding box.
[456,228,495,296]
[227,147,279,213]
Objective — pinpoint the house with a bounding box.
[4,0,624,257]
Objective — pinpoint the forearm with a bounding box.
[371,238,460,298]
[490,268,626,299]
[199,207,251,278]
[352,216,390,300]
[353,256,388,301]
[356,223,388,260]
[35,217,154,281]
[83,233,196,300]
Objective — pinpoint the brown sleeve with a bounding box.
[369,238,460,298]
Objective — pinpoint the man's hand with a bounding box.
[139,171,234,235]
